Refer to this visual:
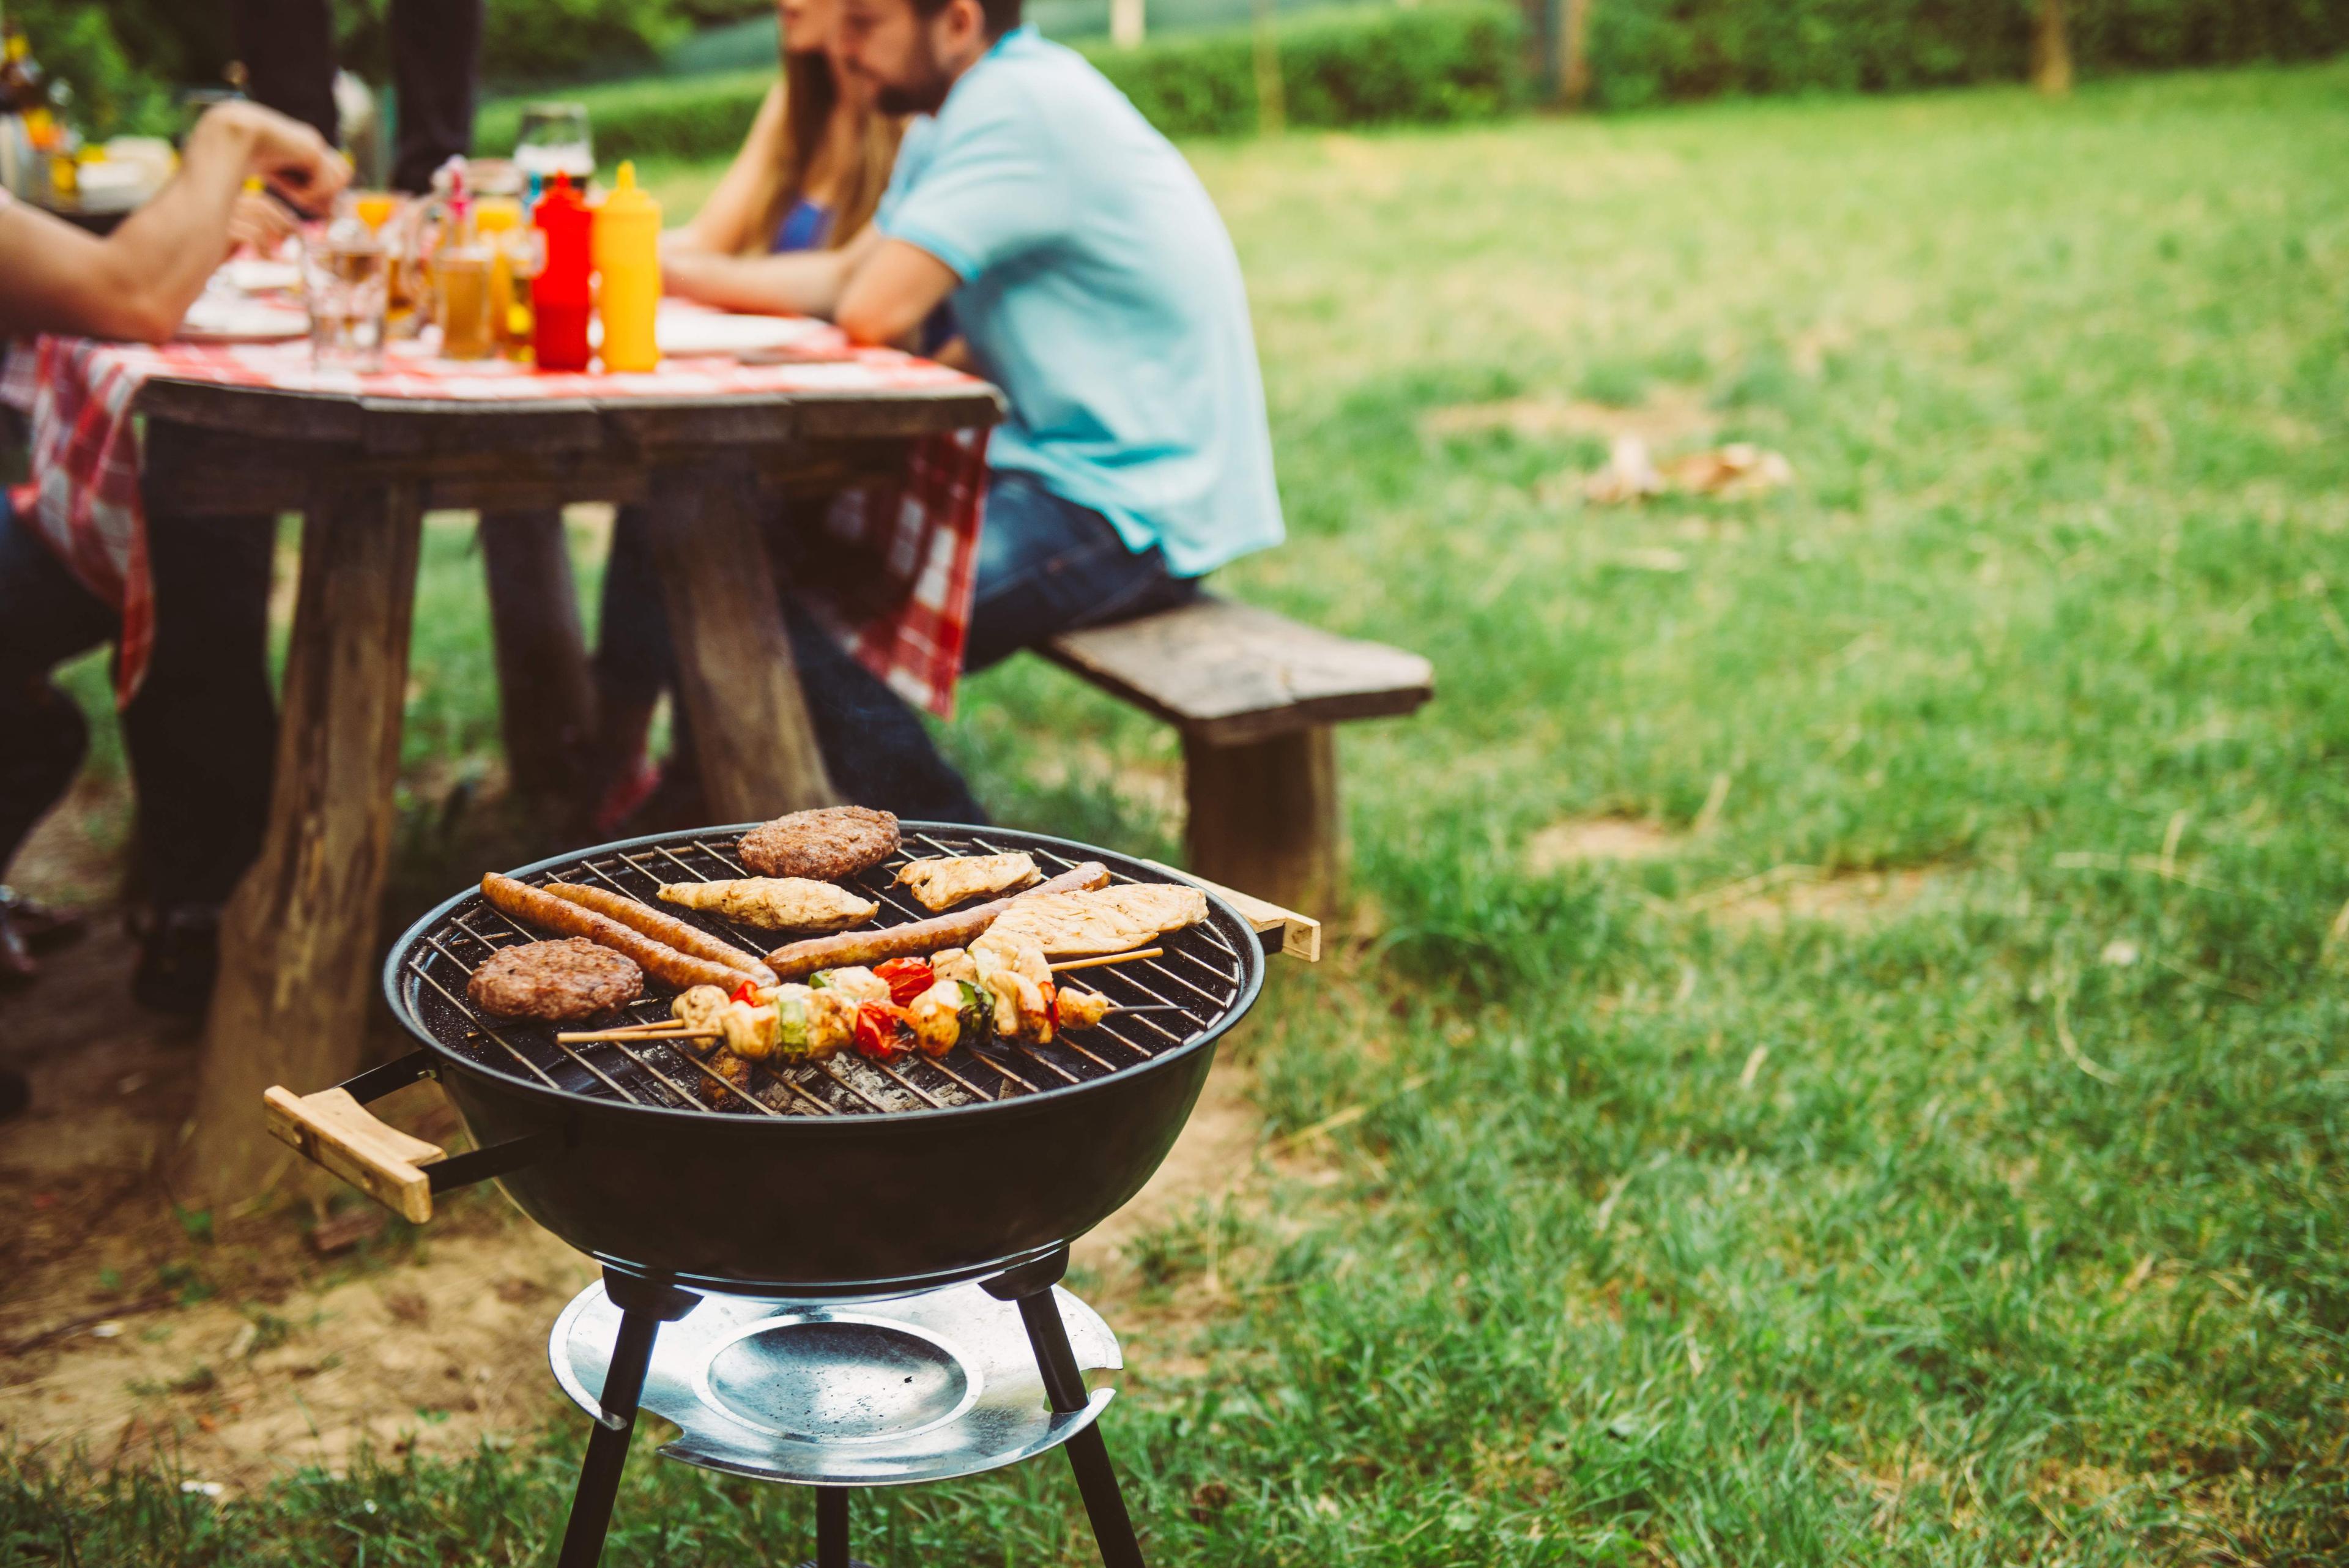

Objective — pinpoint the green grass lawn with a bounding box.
[18,59,2349,1564]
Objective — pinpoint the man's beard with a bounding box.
[874,34,952,115]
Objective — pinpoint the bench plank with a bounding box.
[1044,596,1433,747]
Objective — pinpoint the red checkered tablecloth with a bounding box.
[1,325,992,716]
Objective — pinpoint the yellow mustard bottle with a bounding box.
[593,161,660,373]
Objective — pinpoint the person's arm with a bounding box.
[666,81,789,258]
[834,239,959,347]
[0,102,345,343]
[662,218,886,319]
[828,86,1062,347]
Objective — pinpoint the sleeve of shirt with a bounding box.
[878,78,1069,284]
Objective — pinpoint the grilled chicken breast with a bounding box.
[896,852,1041,912]
[989,883,1210,957]
[658,877,878,932]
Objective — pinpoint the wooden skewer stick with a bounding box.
[1050,947,1163,973]
[558,1025,716,1044]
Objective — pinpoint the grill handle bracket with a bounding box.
[265,1049,565,1223]
[264,1083,447,1224]
[1138,859,1320,962]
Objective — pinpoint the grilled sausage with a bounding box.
[763,861,1111,981]
[481,874,760,993]
[542,882,779,986]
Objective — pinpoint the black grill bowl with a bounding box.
[382,822,1266,1299]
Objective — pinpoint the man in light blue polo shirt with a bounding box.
[670,0,1283,819]
[854,13,1285,600]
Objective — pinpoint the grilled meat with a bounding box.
[904,979,967,1055]
[658,877,878,932]
[541,882,776,984]
[973,930,1057,1042]
[811,965,892,1003]
[764,862,1110,979]
[481,873,760,992]
[1055,987,1113,1030]
[988,883,1209,958]
[467,938,643,1021]
[737,806,900,880]
[896,852,1041,912]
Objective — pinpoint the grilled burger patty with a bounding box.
[737,805,901,880]
[467,938,644,1021]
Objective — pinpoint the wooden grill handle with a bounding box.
[263,1085,447,1223]
[1140,860,1321,963]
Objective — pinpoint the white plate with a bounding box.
[221,258,305,294]
[657,308,831,358]
[177,297,310,343]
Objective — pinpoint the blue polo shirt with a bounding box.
[877,27,1283,578]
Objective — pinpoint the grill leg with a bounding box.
[988,1250,1147,1568]
[555,1271,699,1568]
[818,1487,850,1568]
[790,1485,874,1568]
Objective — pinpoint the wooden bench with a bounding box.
[1044,596,1433,915]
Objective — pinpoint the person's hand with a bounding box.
[193,102,351,217]
[225,190,297,256]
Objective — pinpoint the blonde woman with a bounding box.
[661,0,902,295]
[591,0,976,829]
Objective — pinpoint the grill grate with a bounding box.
[392,825,1258,1119]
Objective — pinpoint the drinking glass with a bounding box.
[304,215,388,372]
[513,102,593,185]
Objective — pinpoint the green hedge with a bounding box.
[480,2,1520,160]
[477,66,773,164]
[1090,2,1521,136]
[1580,0,2349,109]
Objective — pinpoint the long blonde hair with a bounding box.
[742,47,900,255]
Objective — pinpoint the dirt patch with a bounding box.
[1420,389,1717,448]
[1688,864,1945,929]
[0,912,596,1492]
[2,1214,596,1493]
[1074,1060,1264,1275]
[1526,817,1680,872]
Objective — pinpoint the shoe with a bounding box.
[132,904,223,1019]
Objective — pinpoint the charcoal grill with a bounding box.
[261,820,1312,1568]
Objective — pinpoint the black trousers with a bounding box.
[232,0,484,193]
[0,503,276,910]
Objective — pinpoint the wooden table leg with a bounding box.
[174,473,426,1207]
[643,462,835,820]
[480,508,596,802]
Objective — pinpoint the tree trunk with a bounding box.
[1252,0,1285,135]
[1110,0,1145,48]
[1559,0,1594,108]
[2032,0,2073,97]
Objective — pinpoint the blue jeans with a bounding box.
[596,471,1196,822]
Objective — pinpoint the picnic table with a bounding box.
[8,325,1001,1205]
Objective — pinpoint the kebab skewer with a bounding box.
[642,930,1134,1071]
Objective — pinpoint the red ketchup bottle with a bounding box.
[531,172,593,373]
